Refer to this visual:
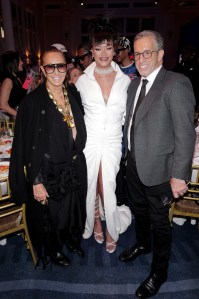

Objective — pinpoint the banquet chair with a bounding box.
[170,165,199,224]
[0,119,6,130]
[6,120,15,135]
[0,119,6,129]
[0,176,37,266]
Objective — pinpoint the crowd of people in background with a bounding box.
[1,33,198,119]
[0,14,198,299]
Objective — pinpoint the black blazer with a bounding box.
[9,82,86,203]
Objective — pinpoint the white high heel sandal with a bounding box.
[94,195,104,244]
[106,230,116,253]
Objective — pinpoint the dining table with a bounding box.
[0,134,13,246]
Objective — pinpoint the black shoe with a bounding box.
[118,244,151,262]
[135,272,167,298]
[65,238,85,257]
[51,251,71,268]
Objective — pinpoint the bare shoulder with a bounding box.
[1,77,13,88]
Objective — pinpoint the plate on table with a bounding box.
[0,161,9,196]
[0,142,12,158]
[0,161,10,178]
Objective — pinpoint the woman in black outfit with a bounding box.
[9,49,87,268]
[0,51,27,118]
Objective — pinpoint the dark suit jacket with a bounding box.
[124,67,196,186]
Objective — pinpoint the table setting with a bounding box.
[0,129,13,246]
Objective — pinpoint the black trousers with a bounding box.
[126,151,172,275]
[26,194,80,258]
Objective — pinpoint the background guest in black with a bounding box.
[9,48,87,268]
[174,45,199,108]
[76,43,93,71]
[119,30,195,298]
[0,51,27,118]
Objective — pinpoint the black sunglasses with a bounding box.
[115,48,126,55]
[43,63,67,74]
[78,52,91,61]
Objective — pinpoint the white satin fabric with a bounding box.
[76,61,132,241]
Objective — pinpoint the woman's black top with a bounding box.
[0,72,26,108]
[40,101,87,232]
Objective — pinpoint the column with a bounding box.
[1,0,15,50]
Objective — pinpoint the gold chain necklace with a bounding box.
[46,83,75,128]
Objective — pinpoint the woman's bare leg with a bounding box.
[95,163,116,253]
[93,163,104,243]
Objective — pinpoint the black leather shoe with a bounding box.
[65,238,85,257]
[135,272,167,298]
[118,244,151,262]
[51,251,71,268]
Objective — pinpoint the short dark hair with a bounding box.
[1,51,20,75]
[77,43,90,53]
[89,16,117,48]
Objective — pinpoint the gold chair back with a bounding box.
[170,165,199,223]
[0,176,37,266]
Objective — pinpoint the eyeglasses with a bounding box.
[115,48,126,55]
[43,63,67,74]
[133,50,159,61]
[78,52,91,61]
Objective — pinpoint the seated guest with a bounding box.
[67,67,83,85]
[9,48,87,268]
[0,51,27,118]
[66,67,84,114]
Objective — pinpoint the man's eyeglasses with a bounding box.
[115,48,126,55]
[43,63,67,74]
[78,52,91,61]
[133,50,159,61]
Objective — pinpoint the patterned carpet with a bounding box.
[0,220,199,299]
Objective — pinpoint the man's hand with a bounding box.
[170,178,188,198]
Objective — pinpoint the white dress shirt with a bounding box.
[128,65,162,150]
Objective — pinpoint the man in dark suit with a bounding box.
[118,30,196,298]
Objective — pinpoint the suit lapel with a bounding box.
[135,67,167,128]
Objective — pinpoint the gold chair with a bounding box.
[170,165,199,224]
[0,119,6,129]
[6,120,15,135]
[0,119,6,133]
[0,176,37,266]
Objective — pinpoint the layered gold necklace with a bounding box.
[46,83,75,128]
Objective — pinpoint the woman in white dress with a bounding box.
[76,16,132,253]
